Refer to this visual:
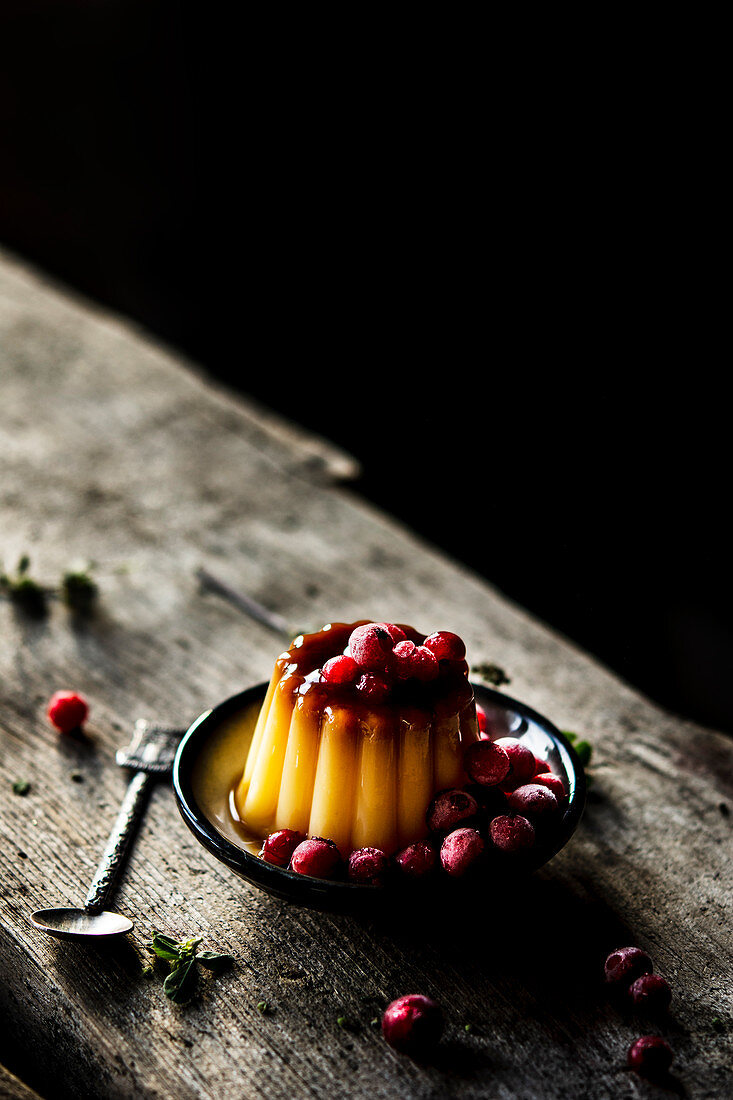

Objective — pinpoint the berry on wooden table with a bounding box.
[381,994,444,1056]
[47,691,89,733]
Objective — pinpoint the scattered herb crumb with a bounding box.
[370,1017,380,1029]
[464,1023,474,1033]
[257,1000,273,1015]
[147,932,234,1005]
[61,569,98,612]
[12,780,31,796]
[1,556,48,615]
[70,772,84,783]
[471,662,511,687]
[719,802,730,817]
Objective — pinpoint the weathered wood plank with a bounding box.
[1,247,732,1099]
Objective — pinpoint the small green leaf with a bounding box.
[12,780,31,796]
[197,951,234,973]
[574,740,593,767]
[163,958,197,1005]
[149,932,185,962]
[562,730,578,743]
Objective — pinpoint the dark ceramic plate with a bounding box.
[173,681,586,912]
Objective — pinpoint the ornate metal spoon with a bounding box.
[30,721,185,941]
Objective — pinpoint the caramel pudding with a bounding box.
[233,621,480,857]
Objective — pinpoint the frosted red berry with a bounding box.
[439,827,485,877]
[489,814,536,852]
[627,1035,673,1077]
[394,841,437,878]
[347,847,389,886]
[533,753,549,774]
[427,788,478,834]
[374,622,407,645]
[604,946,653,987]
[629,974,672,1012]
[348,623,395,671]
[422,631,466,662]
[259,829,303,867]
[533,772,566,800]
[392,640,439,681]
[322,654,358,684]
[355,672,391,702]
[507,782,559,818]
[47,691,89,733]
[382,994,444,1056]
[464,739,511,786]
[290,837,342,878]
[495,738,537,787]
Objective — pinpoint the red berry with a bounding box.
[629,974,672,1012]
[347,847,389,886]
[394,841,437,878]
[47,691,89,733]
[290,837,342,878]
[322,654,358,684]
[439,827,485,876]
[355,672,391,702]
[604,946,653,987]
[373,622,407,645]
[494,738,537,786]
[489,814,536,852]
[392,640,439,681]
[427,788,479,834]
[382,994,444,1056]
[348,623,395,671]
[533,772,566,800]
[259,829,303,867]
[506,783,559,818]
[422,631,466,662]
[464,739,511,786]
[627,1035,673,1077]
[533,752,549,774]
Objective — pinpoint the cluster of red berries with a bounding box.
[259,703,564,883]
[319,622,468,703]
[604,946,674,1078]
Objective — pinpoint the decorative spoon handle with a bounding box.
[84,771,152,914]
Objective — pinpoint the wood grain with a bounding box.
[1,247,731,1099]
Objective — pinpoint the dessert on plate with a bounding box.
[233,620,479,858]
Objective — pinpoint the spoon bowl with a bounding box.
[30,907,133,941]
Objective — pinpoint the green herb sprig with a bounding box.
[471,661,511,687]
[147,932,234,1005]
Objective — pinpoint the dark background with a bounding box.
[2,3,730,733]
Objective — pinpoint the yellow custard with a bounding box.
[233,622,479,857]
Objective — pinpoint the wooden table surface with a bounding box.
[1,247,731,1099]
